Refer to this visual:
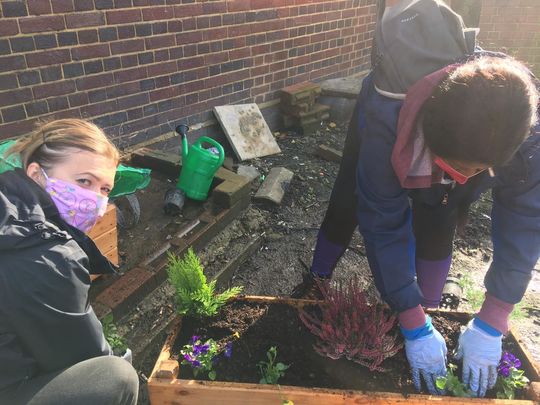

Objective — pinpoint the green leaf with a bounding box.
[208,371,216,381]
[276,363,288,371]
[435,376,447,390]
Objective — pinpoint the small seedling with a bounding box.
[102,313,128,355]
[167,248,243,317]
[258,346,289,385]
[435,364,473,397]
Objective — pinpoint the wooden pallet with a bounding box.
[147,297,540,405]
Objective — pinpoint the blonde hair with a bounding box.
[8,119,120,170]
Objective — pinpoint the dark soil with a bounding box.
[170,301,472,396]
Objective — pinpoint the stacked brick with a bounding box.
[280,82,330,133]
[0,0,378,147]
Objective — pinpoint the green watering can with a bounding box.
[176,124,225,201]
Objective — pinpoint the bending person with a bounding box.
[293,0,540,398]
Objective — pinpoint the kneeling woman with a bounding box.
[0,119,138,405]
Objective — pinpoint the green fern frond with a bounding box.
[166,248,243,317]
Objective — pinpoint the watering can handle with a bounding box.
[194,137,225,168]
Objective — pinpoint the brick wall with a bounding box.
[478,0,540,76]
[0,0,377,149]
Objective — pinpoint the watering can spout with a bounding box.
[175,124,189,161]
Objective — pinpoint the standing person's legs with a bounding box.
[412,200,458,308]
[0,356,138,405]
[311,116,361,278]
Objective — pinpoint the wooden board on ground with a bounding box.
[213,104,281,161]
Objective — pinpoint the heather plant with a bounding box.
[258,346,289,385]
[167,248,243,317]
[299,278,402,372]
[495,352,529,399]
[180,336,233,380]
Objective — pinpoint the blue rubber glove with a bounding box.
[455,319,502,397]
[402,316,447,395]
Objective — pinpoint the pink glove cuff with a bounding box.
[398,304,427,330]
[477,293,514,335]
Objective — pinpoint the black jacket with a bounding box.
[0,169,116,391]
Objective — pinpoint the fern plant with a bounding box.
[167,248,243,317]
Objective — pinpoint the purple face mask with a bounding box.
[42,169,108,233]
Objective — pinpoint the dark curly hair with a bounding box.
[422,56,539,166]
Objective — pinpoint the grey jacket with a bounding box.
[0,169,115,391]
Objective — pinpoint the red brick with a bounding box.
[0,55,26,73]
[141,6,174,21]
[113,66,147,82]
[106,9,142,24]
[19,15,65,33]
[110,38,145,54]
[26,49,71,68]
[80,100,117,116]
[147,60,176,77]
[71,44,110,60]
[65,11,106,28]
[144,34,175,50]
[68,92,89,107]
[173,4,203,18]
[27,0,52,15]
[0,20,19,36]
[0,118,35,140]
[51,0,74,13]
[95,267,157,318]
[75,72,114,90]
[175,31,203,45]
[33,80,76,99]
[228,0,250,12]
[0,88,32,107]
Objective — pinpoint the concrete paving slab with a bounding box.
[320,75,366,99]
[214,104,281,161]
[237,165,261,183]
[254,167,294,205]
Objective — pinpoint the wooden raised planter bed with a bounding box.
[147,296,540,405]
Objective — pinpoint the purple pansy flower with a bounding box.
[193,343,210,355]
[224,342,233,358]
[498,352,522,378]
[192,335,200,343]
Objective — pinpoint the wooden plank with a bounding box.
[213,235,263,289]
[103,246,119,266]
[87,204,116,239]
[150,317,182,380]
[148,298,539,405]
[147,379,534,405]
[92,227,117,255]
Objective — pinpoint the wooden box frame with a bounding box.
[88,203,118,266]
[147,296,540,405]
